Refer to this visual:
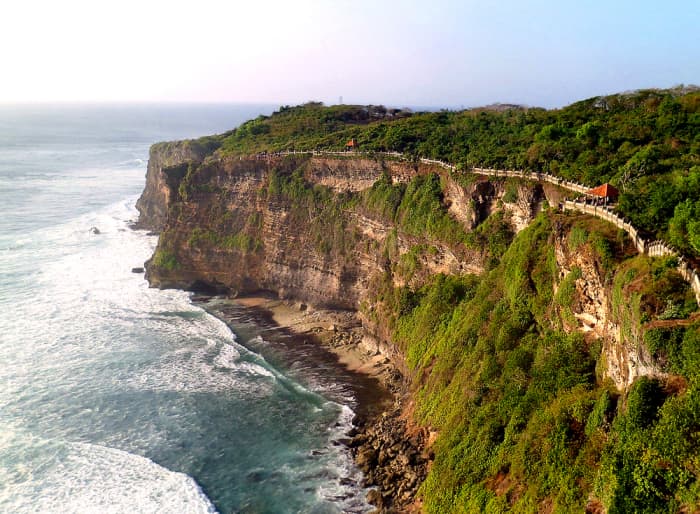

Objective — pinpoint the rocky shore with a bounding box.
[349,406,430,512]
[197,295,431,513]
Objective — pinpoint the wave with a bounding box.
[0,435,217,514]
[116,157,145,168]
[1,196,373,513]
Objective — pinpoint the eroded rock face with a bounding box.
[134,141,211,232]
[144,156,384,309]
[140,154,533,311]
[552,223,663,389]
[553,229,612,340]
[305,157,389,192]
[504,182,545,233]
[443,177,545,233]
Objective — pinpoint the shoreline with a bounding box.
[231,295,401,391]
[195,294,428,512]
[196,293,396,422]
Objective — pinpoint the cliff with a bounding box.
[134,139,218,232]
[136,143,700,513]
[141,152,536,309]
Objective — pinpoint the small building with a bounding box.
[345,138,358,151]
[588,183,619,202]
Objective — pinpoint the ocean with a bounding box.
[0,104,373,513]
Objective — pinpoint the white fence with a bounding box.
[563,200,700,306]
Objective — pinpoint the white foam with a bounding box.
[0,198,280,397]
[0,197,373,513]
[315,404,373,512]
[0,435,217,514]
[213,342,240,369]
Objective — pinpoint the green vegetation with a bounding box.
[568,225,588,251]
[373,214,700,512]
[613,255,698,329]
[187,223,262,254]
[555,266,582,326]
[361,172,467,245]
[187,227,219,247]
[185,87,700,254]
[152,248,179,271]
[465,211,515,269]
[502,182,520,204]
[265,157,469,260]
[218,103,410,155]
[151,230,181,271]
[594,367,700,514]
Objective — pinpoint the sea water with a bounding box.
[0,104,372,513]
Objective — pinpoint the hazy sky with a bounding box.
[2,0,698,108]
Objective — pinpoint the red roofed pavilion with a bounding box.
[345,138,358,151]
[588,183,619,202]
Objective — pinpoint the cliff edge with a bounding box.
[135,141,700,512]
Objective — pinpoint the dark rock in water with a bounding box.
[131,267,145,274]
[246,470,266,483]
[89,226,100,234]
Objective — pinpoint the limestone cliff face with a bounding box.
[448,178,545,232]
[552,221,663,389]
[143,156,395,308]
[134,141,211,232]
[136,147,665,391]
[139,153,530,310]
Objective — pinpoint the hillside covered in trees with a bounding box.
[186,86,700,257]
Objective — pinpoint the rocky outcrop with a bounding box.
[304,157,416,192]
[134,140,212,232]
[552,218,665,389]
[350,405,429,512]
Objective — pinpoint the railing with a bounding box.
[471,167,591,195]
[562,199,700,305]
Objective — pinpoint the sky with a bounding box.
[1,0,698,108]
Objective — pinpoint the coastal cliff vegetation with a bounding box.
[181,86,700,257]
[381,214,700,512]
[139,88,700,512]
